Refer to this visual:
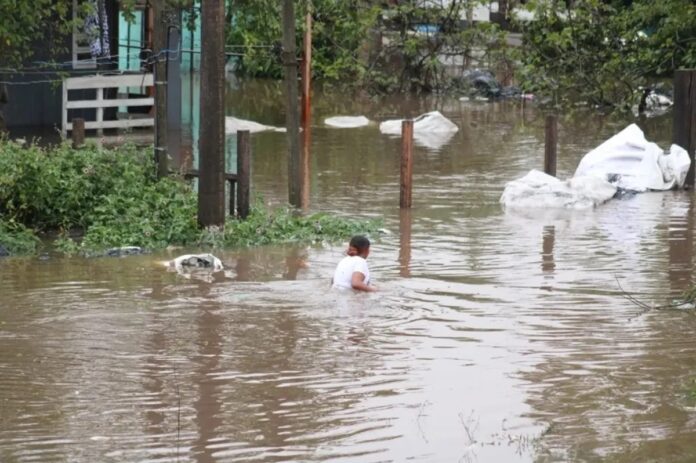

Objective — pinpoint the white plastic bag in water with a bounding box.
[379,110,459,135]
[324,116,370,128]
[225,116,286,134]
[500,169,617,210]
[574,124,690,191]
[379,111,458,151]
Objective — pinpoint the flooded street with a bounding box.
[2,79,696,462]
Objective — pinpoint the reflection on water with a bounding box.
[2,80,696,462]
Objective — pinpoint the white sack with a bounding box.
[500,169,617,210]
[379,110,459,135]
[225,116,286,134]
[574,124,690,191]
[324,116,370,128]
[379,111,458,151]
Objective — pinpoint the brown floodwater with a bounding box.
[2,78,696,462]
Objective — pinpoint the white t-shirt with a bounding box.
[332,256,370,290]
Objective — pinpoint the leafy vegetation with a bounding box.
[0,140,379,256]
[518,0,696,110]
[199,205,381,249]
[226,0,509,93]
[0,219,39,255]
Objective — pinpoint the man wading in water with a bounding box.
[332,235,377,292]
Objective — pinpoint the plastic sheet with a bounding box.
[225,117,286,134]
[574,124,690,191]
[324,116,370,128]
[500,170,617,210]
[379,111,458,151]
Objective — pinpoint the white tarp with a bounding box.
[574,124,690,191]
[324,116,370,128]
[379,111,458,151]
[225,117,286,134]
[500,169,617,210]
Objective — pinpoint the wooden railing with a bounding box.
[62,73,154,136]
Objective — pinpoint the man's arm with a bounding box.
[351,272,376,292]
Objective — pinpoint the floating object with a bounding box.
[574,124,690,192]
[379,111,458,135]
[324,116,370,128]
[379,111,458,151]
[225,117,286,134]
[106,246,145,257]
[500,169,617,210]
[501,124,691,210]
[168,254,224,273]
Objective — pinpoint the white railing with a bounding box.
[61,73,154,136]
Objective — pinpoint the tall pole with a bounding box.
[300,10,312,210]
[153,0,169,178]
[282,0,302,208]
[673,70,696,189]
[198,0,226,227]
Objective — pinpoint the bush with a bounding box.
[0,219,39,255]
[200,205,382,248]
[0,140,380,255]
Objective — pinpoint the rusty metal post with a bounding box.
[399,208,412,277]
[544,114,558,177]
[237,130,251,219]
[72,118,85,148]
[673,70,696,189]
[400,120,414,209]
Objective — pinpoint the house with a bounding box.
[2,0,198,137]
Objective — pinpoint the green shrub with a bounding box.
[0,219,39,255]
[200,205,382,248]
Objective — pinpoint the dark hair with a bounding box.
[347,235,370,256]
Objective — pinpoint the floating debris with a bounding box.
[106,246,146,257]
[324,116,370,128]
[225,116,286,134]
[168,254,224,274]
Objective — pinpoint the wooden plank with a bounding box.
[67,119,154,130]
[66,97,154,109]
[65,73,154,90]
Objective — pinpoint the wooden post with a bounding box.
[400,120,414,209]
[282,0,301,208]
[198,0,226,227]
[544,114,558,177]
[399,209,412,277]
[673,70,696,189]
[237,130,251,219]
[71,118,85,148]
[300,10,312,210]
[153,0,169,178]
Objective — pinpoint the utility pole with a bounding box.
[282,0,302,208]
[198,0,226,227]
[152,0,169,178]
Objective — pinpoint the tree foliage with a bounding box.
[0,0,76,68]
[518,0,696,110]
